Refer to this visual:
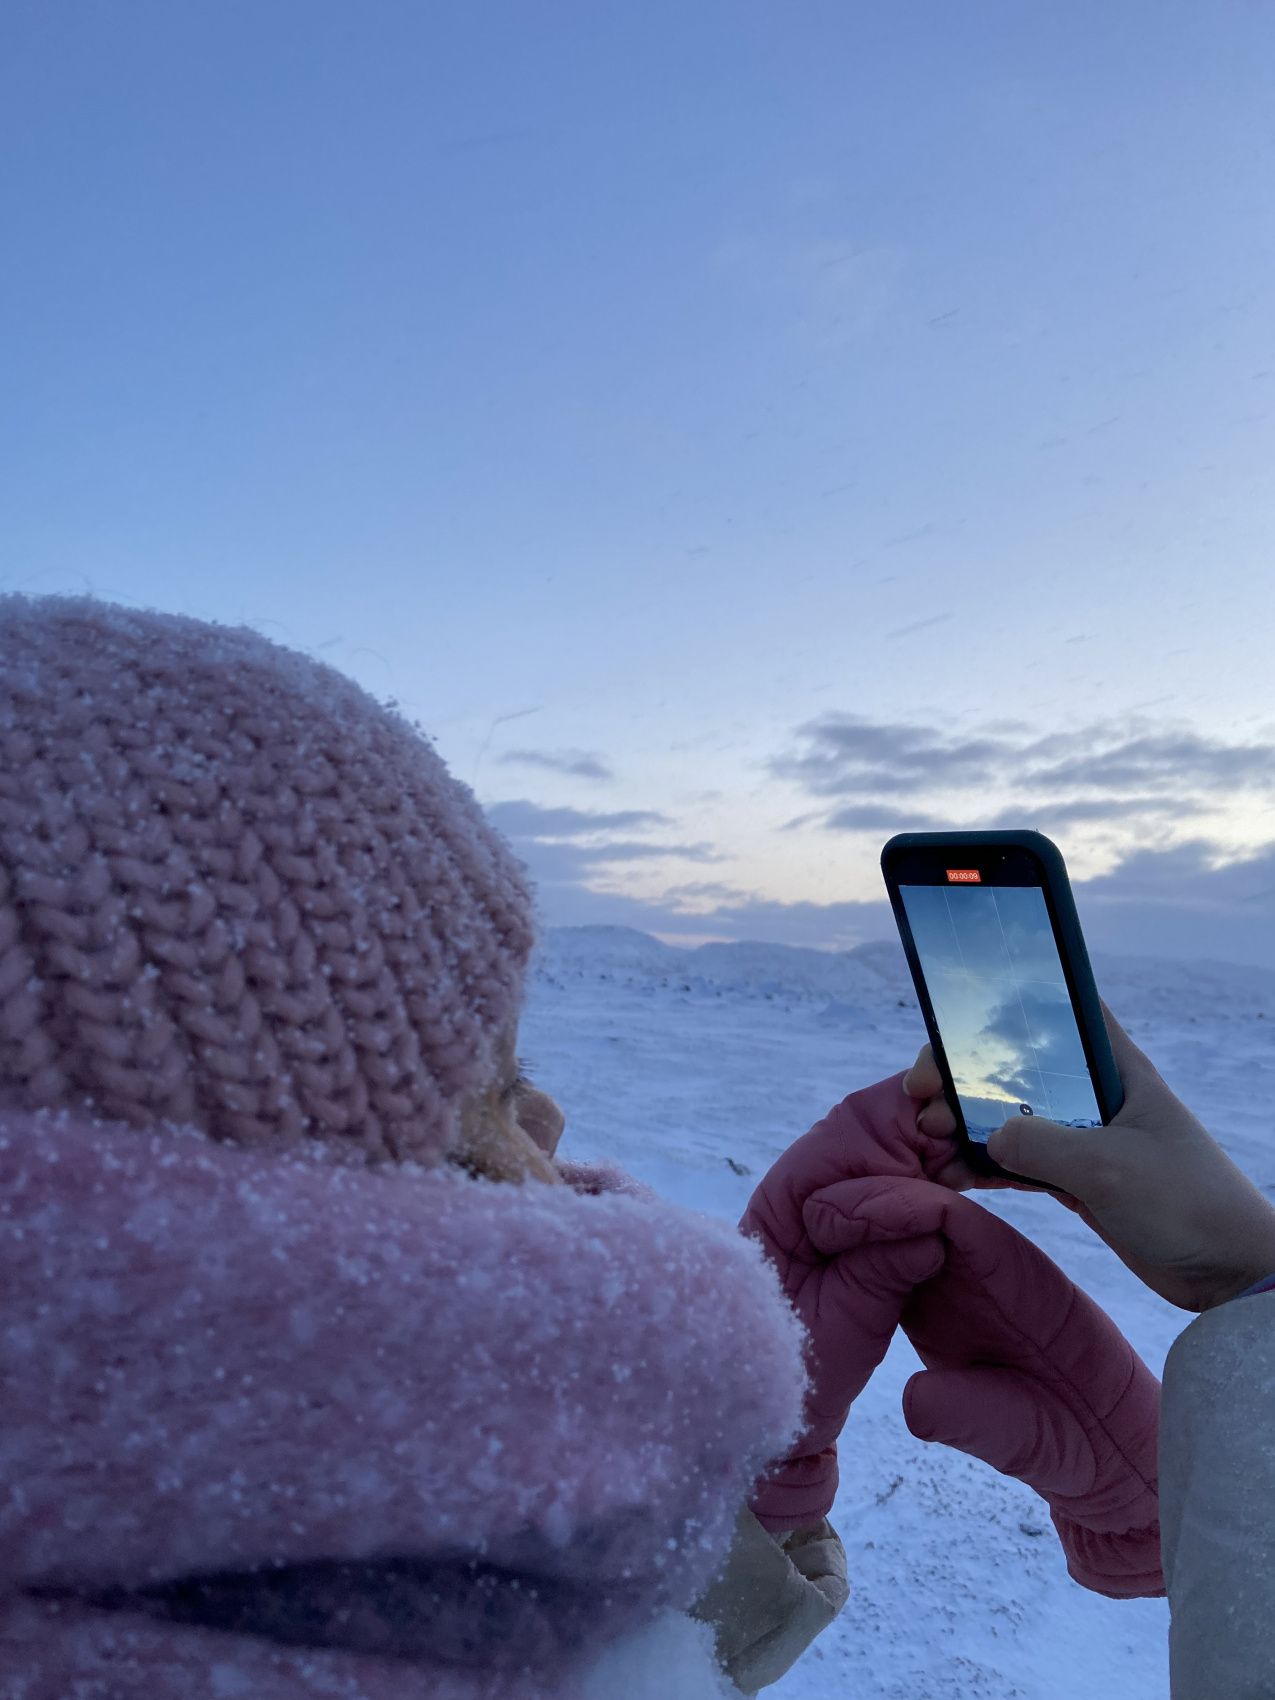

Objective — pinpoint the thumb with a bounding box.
[1099,999,1159,1089]
[987,1114,1106,1195]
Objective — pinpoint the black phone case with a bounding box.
[880,829,1124,1183]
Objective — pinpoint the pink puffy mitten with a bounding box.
[740,1075,956,1530]
[871,1182,1163,1599]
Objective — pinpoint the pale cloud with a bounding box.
[488,799,722,893]
[498,748,615,782]
[1077,840,1275,967]
[986,797,1205,827]
[775,714,1275,834]
[774,714,1006,797]
[825,802,946,833]
[526,841,1275,969]
[489,712,1275,969]
[486,800,667,838]
[569,840,721,866]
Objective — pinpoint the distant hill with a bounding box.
[538,926,1275,1021]
[537,925,914,1007]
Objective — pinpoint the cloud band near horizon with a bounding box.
[484,712,1275,969]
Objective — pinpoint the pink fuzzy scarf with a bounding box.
[0,1113,804,1699]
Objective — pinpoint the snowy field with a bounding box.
[523,927,1275,1700]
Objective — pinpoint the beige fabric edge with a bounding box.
[690,1507,849,1694]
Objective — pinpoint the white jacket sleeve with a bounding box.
[1160,1288,1275,1700]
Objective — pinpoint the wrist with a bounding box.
[1208,1268,1275,1308]
[1183,1195,1275,1311]
[1199,1251,1275,1310]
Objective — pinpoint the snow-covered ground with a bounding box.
[523,926,1275,1700]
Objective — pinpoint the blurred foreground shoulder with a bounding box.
[1161,1289,1275,1700]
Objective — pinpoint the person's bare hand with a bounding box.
[901,1009,1275,1312]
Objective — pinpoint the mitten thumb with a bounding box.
[750,1448,839,1534]
[903,1366,1093,1501]
[904,1368,1164,1599]
[987,1115,1105,1194]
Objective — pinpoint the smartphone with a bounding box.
[880,830,1122,1180]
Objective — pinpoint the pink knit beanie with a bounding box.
[0,596,535,1165]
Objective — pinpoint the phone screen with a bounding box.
[899,879,1103,1143]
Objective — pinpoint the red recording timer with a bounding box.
[945,869,982,884]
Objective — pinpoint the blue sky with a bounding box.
[4,2,1275,964]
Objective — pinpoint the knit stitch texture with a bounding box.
[0,596,533,1165]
